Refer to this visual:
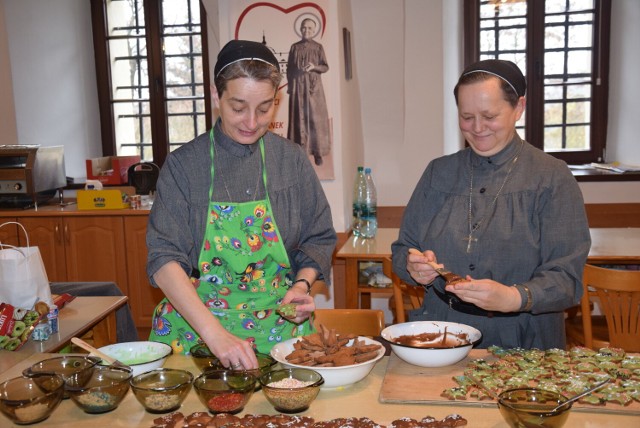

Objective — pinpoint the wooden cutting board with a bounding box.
[379,350,640,415]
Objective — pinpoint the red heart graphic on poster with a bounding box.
[234,2,326,39]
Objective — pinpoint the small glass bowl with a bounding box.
[190,343,276,374]
[23,355,101,399]
[130,368,194,413]
[193,370,256,414]
[258,368,324,413]
[190,343,276,390]
[498,387,572,428]
[65,365,132,414]
[0,373,65,425]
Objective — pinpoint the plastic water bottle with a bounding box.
[361,168,377,238]
[352,166,366,236]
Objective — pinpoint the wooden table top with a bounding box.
[1,353,637,427]
[336,227,640,264]
[0,296,127,373]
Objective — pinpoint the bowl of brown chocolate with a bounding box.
[381,321,482,367]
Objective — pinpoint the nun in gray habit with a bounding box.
[391,59,590,350]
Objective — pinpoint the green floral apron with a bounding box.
[150,129,312,355]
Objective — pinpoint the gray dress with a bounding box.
[146,120,336,287]
[391,135,590,349]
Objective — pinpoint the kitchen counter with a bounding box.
[0,353,636,427]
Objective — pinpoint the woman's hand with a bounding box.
[280,284,315,324]
[444,277,522,313]
[203,329,259,370]
[406,248,440,285]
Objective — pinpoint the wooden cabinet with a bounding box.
[16,217,128,290]
[0,218,19,246]
[124,216,165,339]
[0,206,151,337]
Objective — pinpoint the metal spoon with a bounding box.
[548,378,610,412]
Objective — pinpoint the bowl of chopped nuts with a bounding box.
[269,332,385,389]
[193,370,256,414]
[130,368,193,413]
[258,368,323,413]
[65,365,132,413]
[0,373,65,425]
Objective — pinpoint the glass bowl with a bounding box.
[65,365,132,414]
[193,370,256,414]
[130,368,193,413]
[0,373,65,425]
[498,387,572,428]
[190,343,276,389]
[190,343,276,374]
[258,368,324,413]
[23,355,101,398]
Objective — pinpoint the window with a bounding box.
[464,0,611,164]
[91,0,212,167]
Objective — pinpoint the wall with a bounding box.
[1,0,638,220]
[1,0,101,180]
[0,0,17,146]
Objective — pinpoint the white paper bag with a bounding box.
[0,222,52,308]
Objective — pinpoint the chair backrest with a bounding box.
[313,309,385,337]
[391,269,424,324]
[581,264,640,352]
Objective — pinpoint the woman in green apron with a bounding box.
[146,40,336,370]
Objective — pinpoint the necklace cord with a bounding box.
[465,141,524,253]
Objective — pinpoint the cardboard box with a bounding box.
[77,188,134,210]
[86,156,140,185]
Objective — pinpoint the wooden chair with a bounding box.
[565,264,640,352]
[391,269,424,324]
[313,309,385,337]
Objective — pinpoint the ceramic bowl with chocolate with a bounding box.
[381,321,482,367]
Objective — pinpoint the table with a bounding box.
[0,353,635,427]
[588,227,640,264]
[0,296,127,373]
[336,227,640,309]
[335,228,399,309]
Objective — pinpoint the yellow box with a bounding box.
[77,189,131,210]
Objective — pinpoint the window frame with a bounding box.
[463,0,611,165]
[90,0,212,167]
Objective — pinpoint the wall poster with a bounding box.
[224,1,334,180]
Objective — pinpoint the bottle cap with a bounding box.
[365,168,372,173]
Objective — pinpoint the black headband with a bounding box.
[214,39,280,77]
[461,59,526,97]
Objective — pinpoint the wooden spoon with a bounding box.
[409,249,466,285]
[71,337,129,369]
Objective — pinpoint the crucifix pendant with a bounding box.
[464,234,477,253]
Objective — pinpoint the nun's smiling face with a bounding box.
[213,77,277,145]
[457,77,525,157]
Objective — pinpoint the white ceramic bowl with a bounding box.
[270,336,385,389]
[96,341,172,376]
[381,321,482,368]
